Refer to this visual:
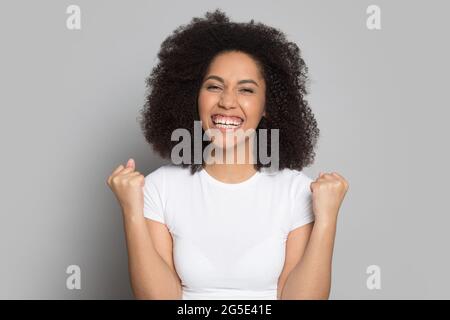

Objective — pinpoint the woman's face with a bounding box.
[198,51,266,152]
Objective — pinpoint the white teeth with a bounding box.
[215,123,240,129]
[212,116,243,127]
[215,122,239,126]
[213,121,242,129]
[212,116,243,126]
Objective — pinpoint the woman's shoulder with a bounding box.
[263,167,314,191]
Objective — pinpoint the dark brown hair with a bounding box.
[138,9,319,174]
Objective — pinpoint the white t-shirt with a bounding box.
[142,164,315,300]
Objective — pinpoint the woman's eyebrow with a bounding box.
[204,75,259,87]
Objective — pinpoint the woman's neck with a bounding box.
[203,163,257,183]
[202,138,258,183]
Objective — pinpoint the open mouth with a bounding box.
[211,114,244,130]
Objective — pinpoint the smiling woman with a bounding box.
[110,8,350,300]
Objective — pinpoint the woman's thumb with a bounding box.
[126,158,135,169]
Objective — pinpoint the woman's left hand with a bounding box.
[310,172,349,225]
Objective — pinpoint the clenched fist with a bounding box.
[310,172,349,225]
[107,158,145,214]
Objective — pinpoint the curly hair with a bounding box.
[138,9,319,174]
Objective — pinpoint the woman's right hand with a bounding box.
[106,158,145,214]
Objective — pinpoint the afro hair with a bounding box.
[138,9,319,174]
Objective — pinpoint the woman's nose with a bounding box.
[219,89,238,109]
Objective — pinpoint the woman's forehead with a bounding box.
[205,52,265,83]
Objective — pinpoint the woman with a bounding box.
[107,9,349,300]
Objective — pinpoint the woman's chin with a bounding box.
[211,138,248,151]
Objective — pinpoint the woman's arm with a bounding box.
[122,208,182,300]
[281,171,348,300]
[280,218,336,299]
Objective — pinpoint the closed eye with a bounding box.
[206,85,254,93]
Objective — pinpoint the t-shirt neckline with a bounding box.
[200,167,261,188]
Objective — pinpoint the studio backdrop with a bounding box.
[0,0,449,299]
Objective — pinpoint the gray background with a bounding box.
[1,0,448,299]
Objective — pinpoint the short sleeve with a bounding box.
[289,178,315,231]
[143,176,165,224]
